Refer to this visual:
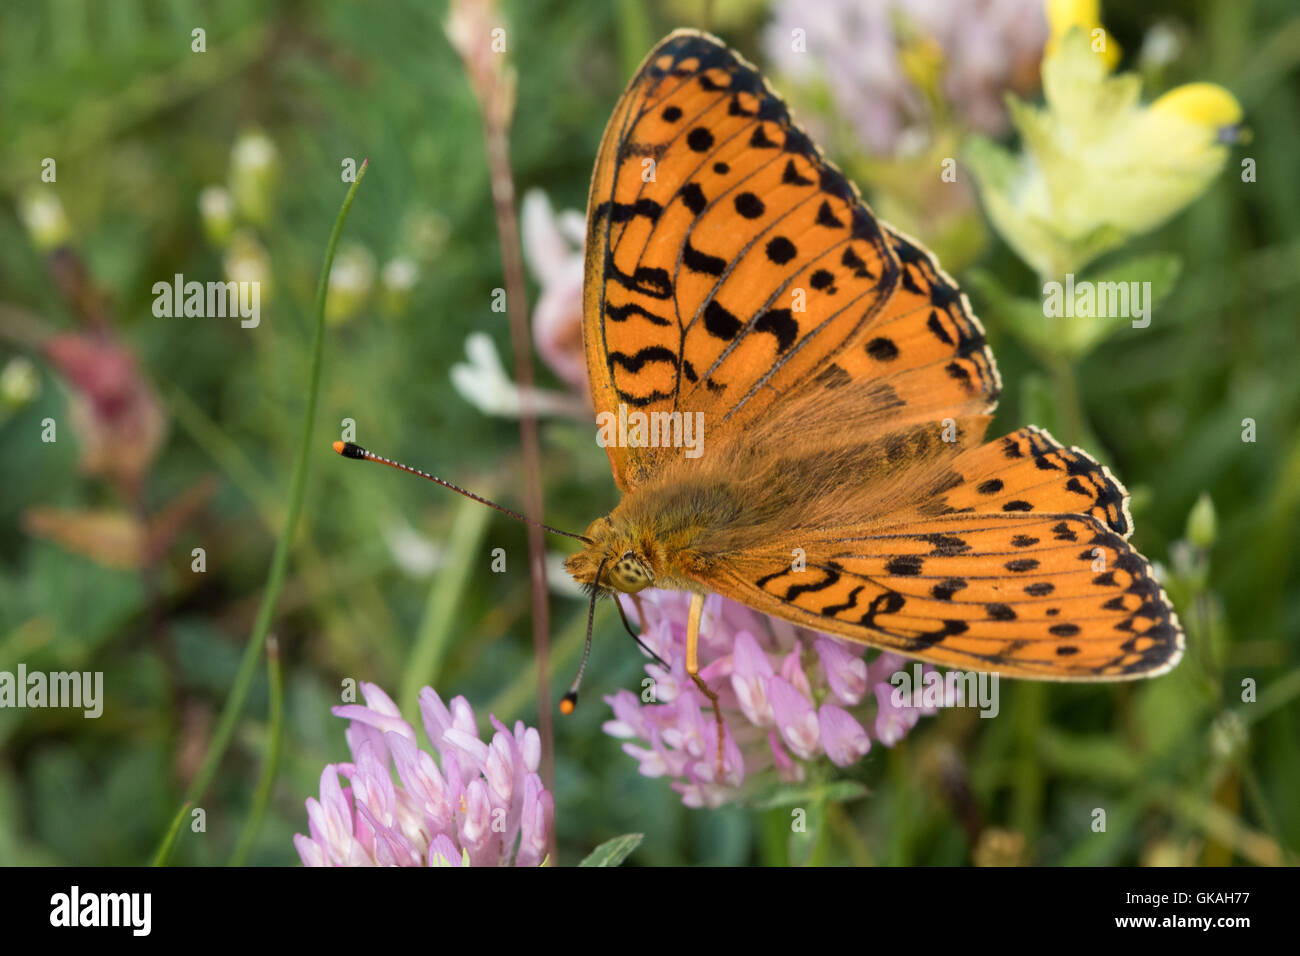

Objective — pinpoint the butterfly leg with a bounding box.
[685,591,725,777]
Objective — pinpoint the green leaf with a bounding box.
[966,255,1182,358]
[578,833,644,867]
[1019,372,1061,436]
[1036,728,1144,783]
[1059,253,1183,355]
[151,801,192,867]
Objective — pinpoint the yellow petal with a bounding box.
[1044,0,1120,69]
[1150,82,1243,129]
[1046,0,1102,36]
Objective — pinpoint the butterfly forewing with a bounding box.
[584,30,901,487]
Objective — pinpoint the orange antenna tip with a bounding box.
[332,440,346,454]
[559,693,577,716]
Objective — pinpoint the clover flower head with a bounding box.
[295,682,553,866]
[603,590,937,808]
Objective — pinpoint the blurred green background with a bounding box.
[0,0,1296,866]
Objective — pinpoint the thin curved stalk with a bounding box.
[150,161,368,865]
[229,636,285,866]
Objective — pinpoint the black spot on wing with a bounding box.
[926,311,954,345]
[683,239,726,276]
[609,346,678,374]
[606,252,672,299]
[594,198,663,224]
[782,159,814,186]
[821,585,864,617]
[766,236,797,264]
[910,619,969,650]
[754,308,798,353]
[734,192,765,218]
[679,182,707,216]
[865,337,899,361]
[686,127,714,152]
[860,591,905,627]
[704,300,742,340]
[886,555,923,576]
[932,578,968,600]
[816,201,844,229]
[606,302,671,326]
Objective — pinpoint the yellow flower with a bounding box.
[967,27,1242,278]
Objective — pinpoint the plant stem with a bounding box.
[149,160,368,864]
[1037,270,1105,455]
[1045,347,1103,454]
[150,801,192,867]
[229,636,285,866]
[472,57,557,819]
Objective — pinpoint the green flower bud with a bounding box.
[325,243,376,325]
[1186,492,1217,550]
[18,189,72,252]
[223,230,272,301]
[229,130,279,227]
[380,257,419,317]
[198,185,235,247]
[0,356,40,408]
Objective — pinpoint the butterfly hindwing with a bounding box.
[692,510,1182,680]
[934,426,1132,536]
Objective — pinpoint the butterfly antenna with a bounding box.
[561,557,608,715]
[334,441,591,543]
[613,593,670,669]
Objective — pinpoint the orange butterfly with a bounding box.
[338,30,1182,746]
[559,29,1182,726]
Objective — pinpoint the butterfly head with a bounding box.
[565,516,655,593]
[606,549,654,592]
